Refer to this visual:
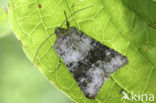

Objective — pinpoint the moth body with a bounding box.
[33,7,128,99]
[54,26,128,99]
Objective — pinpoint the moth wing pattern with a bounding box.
[54,26,128,99]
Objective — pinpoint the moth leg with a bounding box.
[64,10,70,28]
[71,4,75,8]
[51,44,54,48]
[53,57,62,72]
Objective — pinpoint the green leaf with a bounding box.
[0,0,11,38]
[0,7,11,38]
[9,0,156,102]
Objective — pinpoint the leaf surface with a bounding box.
[9,0,156,102]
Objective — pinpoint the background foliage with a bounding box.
[0,0,72,103]
[3,0,156,102]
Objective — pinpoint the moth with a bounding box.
[33,6,128,99]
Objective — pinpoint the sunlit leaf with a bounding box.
[9,0,156,102]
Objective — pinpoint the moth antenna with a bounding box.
[33,33,55,64]
[60,5,93,28]
[33,5,93,64]
[64,10,70,28]
[53,58,62,72]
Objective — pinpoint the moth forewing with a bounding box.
[34,6,128,99]
[54,26,128,99]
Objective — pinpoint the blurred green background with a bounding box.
[0,0,73,103]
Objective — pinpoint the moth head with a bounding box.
[55,27,67,38]
[55,27,66,34]
[33,6,93,65]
